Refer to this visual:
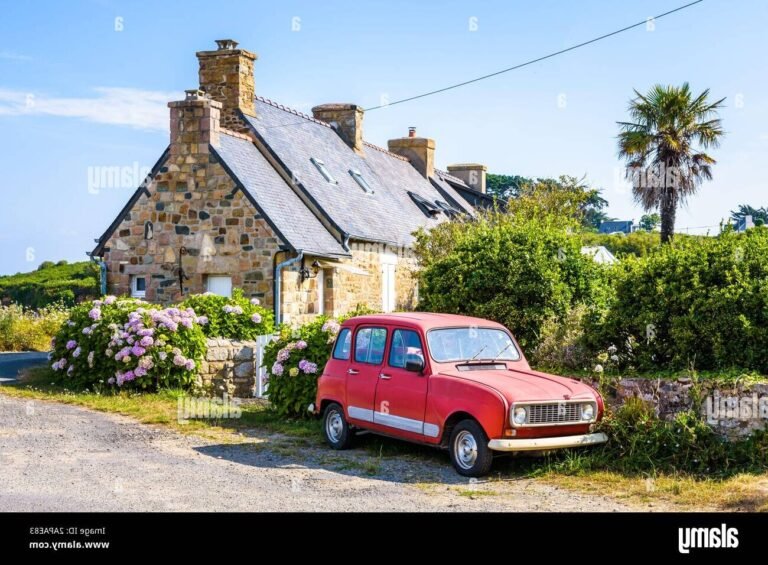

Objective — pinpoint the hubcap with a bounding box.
[454,430,478,470]
[326,410,344,443]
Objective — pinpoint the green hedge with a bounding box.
[589,227,768,373]
[0,261,99,308]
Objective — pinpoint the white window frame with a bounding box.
[316,269,325,315]
[206,275,233,298]
[310,157,337,184]
[130,275,147,298]
[380,251,397,313]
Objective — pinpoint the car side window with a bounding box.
[332,328,352,360]
[354,327,387,365]
[388,329,424,369]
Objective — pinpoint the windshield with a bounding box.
[427,327,520,363]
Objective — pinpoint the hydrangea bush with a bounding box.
[262,316,341,417]
[180,288,274,340]
[49,296,207,390]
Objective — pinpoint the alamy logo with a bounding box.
[678,524,739,554]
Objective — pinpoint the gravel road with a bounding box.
[0,394,647,512]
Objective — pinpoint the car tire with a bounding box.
[449,419,494,477]
[323,403,354,450]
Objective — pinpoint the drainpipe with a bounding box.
[274,250,303,326]
[89,255,107,296]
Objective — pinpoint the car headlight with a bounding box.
[581,403,595,421]
[513,406,527,425]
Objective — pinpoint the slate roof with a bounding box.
[433,169,497,210]
[243,97,467,247]
[214,133,349,257]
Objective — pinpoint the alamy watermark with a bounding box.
[177,393,242,424]
[705,393,768,424]
[87,162,151,195]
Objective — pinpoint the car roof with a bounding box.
[342,312,507,331]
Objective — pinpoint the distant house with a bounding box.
[734,215,755,233]
[599,220,635,235]
[88,39,492,325]
[580,246,618,265]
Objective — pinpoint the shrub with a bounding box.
[180,289,273,340]
[530,305,592,371]
[414,209,610,351]
[49,296,207,390]
[0,304,69,351]
[262,316,340,417]
[556,398,768,477]
[589,227,768,373]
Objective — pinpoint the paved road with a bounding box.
[0,394,654,512]
[0,352,49,383]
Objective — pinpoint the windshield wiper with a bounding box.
[468,345,488,361]
[490,342,513,362]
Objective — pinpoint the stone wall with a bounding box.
[593,376,768,439]
[197,338,263,398]
[101,146,280,306]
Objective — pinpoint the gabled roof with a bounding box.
[214,132,350,258]
[243,97,466,247]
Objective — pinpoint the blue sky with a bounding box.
[0,0,765,275]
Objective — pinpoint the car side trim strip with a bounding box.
[348,405,440,437]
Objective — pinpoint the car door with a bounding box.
[372,327,430,438]
[345,325,388,426]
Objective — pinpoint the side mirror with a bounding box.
[405,353,425,373]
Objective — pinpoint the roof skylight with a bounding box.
[310,157,336,184]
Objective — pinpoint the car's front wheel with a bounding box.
[449,419,494,477]
[322,403,354,449]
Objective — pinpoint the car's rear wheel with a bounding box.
[449,419,494,477]
[323,403,354,449]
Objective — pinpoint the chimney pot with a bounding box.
[408,127,416,138]
[215,39,239,50]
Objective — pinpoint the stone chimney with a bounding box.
[168,89,222,158]
[388,128,435,179]
[311,103,364,154]
[196,39,257,130]
[447,163,487,193]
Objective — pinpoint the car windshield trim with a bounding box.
[426,326,521,363]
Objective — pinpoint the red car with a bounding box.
[314,313,607,476]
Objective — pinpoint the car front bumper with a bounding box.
[488,432,608,452]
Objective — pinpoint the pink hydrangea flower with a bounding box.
[89,307,101,321]
[251,313,262,324]
[271,362,284,376]
[66,340,77,350]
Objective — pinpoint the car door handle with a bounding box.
[379,373,392,380]
[347,369,360,375]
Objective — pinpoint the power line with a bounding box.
[365,0,705,111]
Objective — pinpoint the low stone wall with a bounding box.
[197,338,261,398]
[595,376,768,439]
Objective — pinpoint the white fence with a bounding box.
[253,333,273,398]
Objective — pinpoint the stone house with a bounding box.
[89,39,493,325]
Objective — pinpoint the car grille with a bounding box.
[526,403,582,425]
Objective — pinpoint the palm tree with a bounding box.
[617,84,725,243]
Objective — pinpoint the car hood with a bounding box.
[437,367,598,404]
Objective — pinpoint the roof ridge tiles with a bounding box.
[254,95,331,128]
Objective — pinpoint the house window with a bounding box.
[206,276,232,297]
[408,192,440,217]
[310,157,336,184]
[130,276,146,298]
[349,170,374,194]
